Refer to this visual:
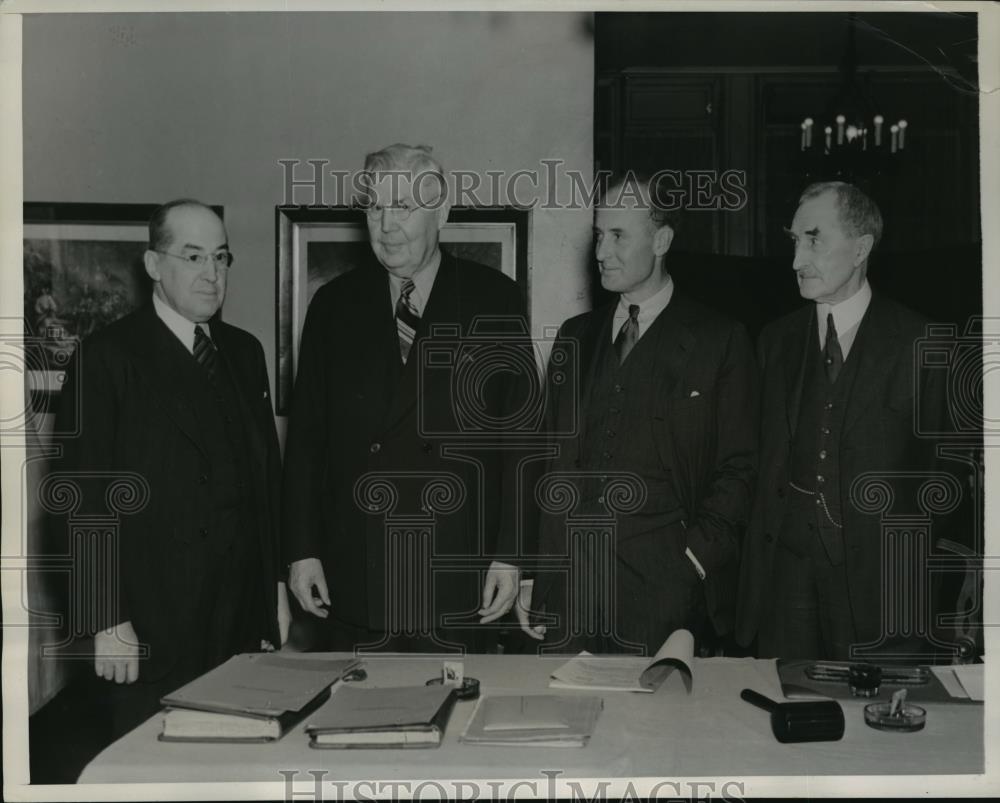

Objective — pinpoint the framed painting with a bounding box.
[22,202,223,414]
[274,205,530,415]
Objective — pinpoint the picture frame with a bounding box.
[22,202,224,415]
[274,205,530,415]
[22,203,156,414]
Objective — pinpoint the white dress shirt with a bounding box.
[152,293,210,354]
[387,251,442,317]
[816,279,872,360]
[610,275,675,343]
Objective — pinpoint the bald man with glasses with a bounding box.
[53,199,289,741]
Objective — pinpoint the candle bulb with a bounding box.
[836,114,845,146]
[891,124,899,154]
[804,118,813,148]
[862,128,867,151]
[824,126,832,152]
[874,114,884,147]
[898,119,908,150]
[801,121,807,151]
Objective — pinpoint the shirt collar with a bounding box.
[617,274,674,322]
[387,249,442,314]
[817,278,872,338]
[152,292,209,354]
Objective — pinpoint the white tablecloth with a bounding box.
[79,653,984,783]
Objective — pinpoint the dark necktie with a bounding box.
[193,324,218,379]
[395,278,421,364]
[824,312,844,383]
[614,304,640,364]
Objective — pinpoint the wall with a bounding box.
[23,11,595,384]
[21,10,594,710]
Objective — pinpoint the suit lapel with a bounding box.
[212,324,266,468]
[783,305,813,438]
[842,292,899,435]
[646,291,697,397]
[128,305,209,459]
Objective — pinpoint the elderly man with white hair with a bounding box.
[283,144,529,652]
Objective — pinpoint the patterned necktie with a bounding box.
[395,278,421,364]
[824,312,844,383]
[193,324,218,379]
[614,304,640,364]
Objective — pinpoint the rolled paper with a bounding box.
[874,114,884,146]
[898,119,908,150]
[891,124,899,154]
[804,118,814,148]
[862,128,868,151]
[801,122,807,151]
[836,114,845,145]
[825,126,832,151]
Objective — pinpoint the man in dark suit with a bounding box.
[737,181,943,660]
[523,174,758,654]
[53,200,288,739]
[283,144,528,652]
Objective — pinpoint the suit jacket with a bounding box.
[52,303,282,680]
[282,251,528,632]
[736,291,944,648]
[531,291,759,636]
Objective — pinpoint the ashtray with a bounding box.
[864,701,927,732]
[425,676,481,700]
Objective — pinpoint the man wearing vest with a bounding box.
[737,181,944,660]
[283,144,528,652]
[54,200,289,740]
[523,174,759,654]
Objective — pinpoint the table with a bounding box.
[79,653,983,783]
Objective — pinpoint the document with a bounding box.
[460,694,603,747]
[549,628,694,693]
[159,653,362,742]
[306,685,458,749]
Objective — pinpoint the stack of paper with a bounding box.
[159,654,361,743]
[459,694,603,747]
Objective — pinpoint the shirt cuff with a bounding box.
[685,547,707,580]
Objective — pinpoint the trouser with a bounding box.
[758,489,857,660]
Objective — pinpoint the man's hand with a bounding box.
[289,557,330,618]
[479,561,519,624]
[515,579,546,640]
[277,581,292,646]
[94,620,140,684]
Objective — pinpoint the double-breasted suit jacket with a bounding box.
[282,252,528,637]
[53,303,281,681]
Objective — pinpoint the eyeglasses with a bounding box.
[155,250,234,269]
[359,201,418,222]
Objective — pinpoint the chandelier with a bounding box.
[797,13,909,180]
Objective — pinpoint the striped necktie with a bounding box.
[395,278,421,364]
[614,304,640,364]
[193,324,218,379]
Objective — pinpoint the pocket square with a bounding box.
[689,390,700,398]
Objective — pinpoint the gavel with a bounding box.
[741,689,845,743]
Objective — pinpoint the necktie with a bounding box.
[395,278,421,364]
[193,324,218,379]
[824,312,843,383]
[614,304,640,364]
